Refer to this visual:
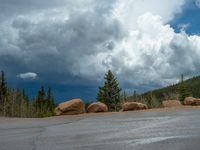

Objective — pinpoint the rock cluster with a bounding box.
[55,99,148,116]
[54,96,200,116]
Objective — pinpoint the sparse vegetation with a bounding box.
[2,68,200,117]
[140,74,197,105]
[0,71,56,118]
[178,74,191,102]
[120,74,199,108]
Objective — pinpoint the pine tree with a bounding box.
[178,74,191,102]
[133,91,137,99]
[145,92,159,108]
[97,86,106,104]
[0,71,7,96]
[32,86,45,117]
[121,91,127,103]
[46,87,55,116]
[97,70,121,111]
[32,86,56,117]
[178,82,191,102]
[0,71,8,115]
[22,89,29,104]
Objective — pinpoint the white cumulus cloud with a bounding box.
[17,72,38,80]
[73,12,200,89]
[112,0,185,30]
[195,0,200,8]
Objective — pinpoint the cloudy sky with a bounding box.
[1,0,200,102]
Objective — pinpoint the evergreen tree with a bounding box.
[97,86,106,104]
[46,87,55,116]
[32,86,45,117]
[133,90,137,99]
[40,86,45,99]
[22,89,29,105]
[121,91,127,103]
[178,82,191,102]
[32,86,56,117]
[145,92,159,108]
[0,71,8,115]
[0,71,7,96]
[178,74,191,102]
[97,70,121,111]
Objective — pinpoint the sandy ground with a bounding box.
[0,106,200,150]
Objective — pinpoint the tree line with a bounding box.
[0,71,56,118]
[0,69,193,117]
[97,70,192,111]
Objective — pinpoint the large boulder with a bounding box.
[184,97,196,105]
[194,99,200,105]
[162,100,182,107]
[184,97,200,106]
[87,102,108,113]
[55,99,85,115]
[122,102,148,111]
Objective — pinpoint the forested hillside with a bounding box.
[136,76,200,107]
[125,75,200,108]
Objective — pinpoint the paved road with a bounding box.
[0,108,200,150]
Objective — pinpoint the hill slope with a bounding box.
[143,76,200,101]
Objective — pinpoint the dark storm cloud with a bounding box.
[0,0,123,86]
[1,0,200,97]
[0,0,66,20]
